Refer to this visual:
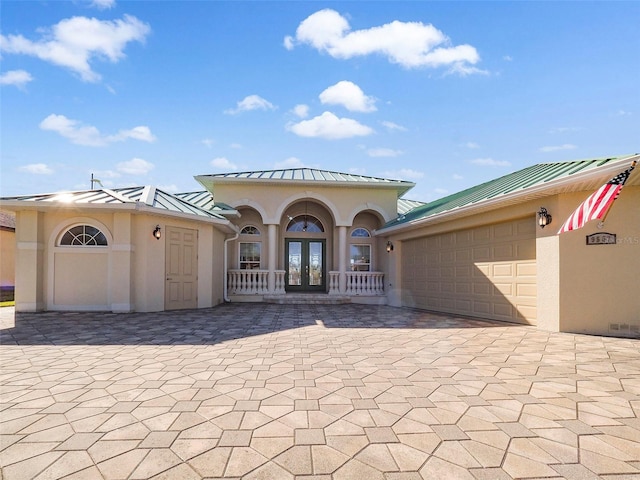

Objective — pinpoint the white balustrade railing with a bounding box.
[328,271,340,294]
[229,269,383,296]
[345,271,385,296]
[328,271,385,296]
[228,269,268,294]
[273,270,286,294]
[228,269,286,295]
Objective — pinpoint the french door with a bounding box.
[285,239,326,292]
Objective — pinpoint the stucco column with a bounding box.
[338,226,347,294]
[15,211,45,312]
[267,224,277,293]
[111,212,133,312]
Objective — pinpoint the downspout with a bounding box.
[223,232,239,302]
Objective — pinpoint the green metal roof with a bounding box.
[195,168,415,196]
[383,155,638,229]
[1,186,227,220]
[174,191,237,214]
[397,198,427,215]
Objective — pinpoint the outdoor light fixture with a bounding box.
[386,241,394,253]
[153,225,162,240]
[537,207,552,229]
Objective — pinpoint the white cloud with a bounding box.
[202,138,215,148]
[210,157,237,170]
[0,69,33,88]
[292,104,309,118]
[92,169,121,179]
[539,144,577,153]
[39,114,156,146]
[471,158,511,167]
[19,163,53,175]
[90,0,116,9]
[381,168,424,180]
[382,121,407,132]
[116,157,154,175]
[367,148,403,158]
[615,109,632,116]
[275,157,306,169]
[158,184,179,193]
[283,35,295,51]
[319,80,376,112]
[286,111,373,140]
[225,94,276,114]
[115,125,156,143]
[0,15,150,82]
[464,142,480,149]
[287,9,482,74]
[229,143,243,149]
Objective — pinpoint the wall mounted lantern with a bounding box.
[153,225,162,240]
[537,207,552,229]
[386,241,394,253]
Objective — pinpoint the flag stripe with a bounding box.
[557,163,634,234]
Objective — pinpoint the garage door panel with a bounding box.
[494,222,514,239]
[473,227,491,242]
[493,264,513,277]
[402,216,537,325]
[493,244,514,259]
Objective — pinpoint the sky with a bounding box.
[1,1,639,201]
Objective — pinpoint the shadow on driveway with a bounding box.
[0,303,512,346]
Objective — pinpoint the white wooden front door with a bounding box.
[165,226,198,310]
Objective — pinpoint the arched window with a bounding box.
[351,227,370,238]
[286,215,324,233]
[241,225,260,235]
[350,227,372,271]
[59,225,108,246]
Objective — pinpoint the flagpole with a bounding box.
[597,160,637,228]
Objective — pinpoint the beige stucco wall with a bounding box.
[212,183,399,226]
[0,228,15,289]
[12,208,228,313]
[555,186,639,336]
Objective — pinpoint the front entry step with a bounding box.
[263,294,351,305]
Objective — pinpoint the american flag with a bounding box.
[557,161,636,234]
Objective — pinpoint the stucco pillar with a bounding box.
[338,226,347,293]
[536,231,560,332]
[111,212,133,312]
[267,224,277,293]
[387,239,403,307]
[15,211,45,312]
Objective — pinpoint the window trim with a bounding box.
[351,227,371,238]
[58,224,109,247]
[240,225,261,236]
[239,241,262,270]
[350,243,372,272]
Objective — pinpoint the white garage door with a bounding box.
[401,217,537,325]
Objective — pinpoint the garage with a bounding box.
[401,217,537,325]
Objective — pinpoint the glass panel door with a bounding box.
[287,241,302,286]
[285,239,325,292]
[308,241,323,287]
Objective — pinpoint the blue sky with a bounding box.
[1,1,638,201]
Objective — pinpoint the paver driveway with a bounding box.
[1,304,639,480]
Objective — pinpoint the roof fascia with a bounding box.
[376,154,640,236]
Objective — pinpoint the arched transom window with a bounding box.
[240,225,260,235]
[59,225,108,246]
[351,227,370,238]
[286,215,324,233]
